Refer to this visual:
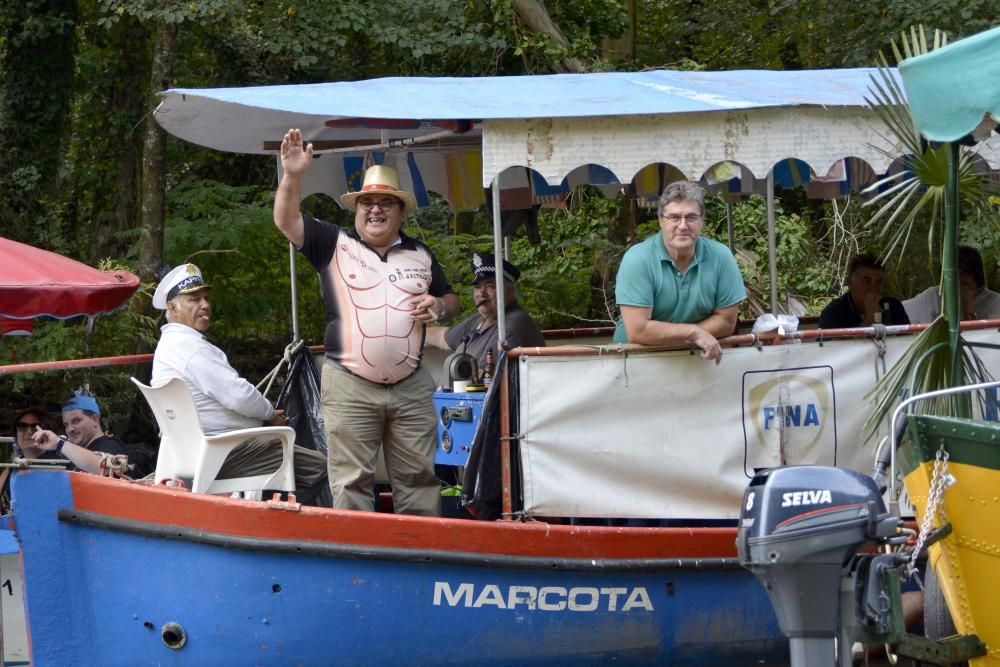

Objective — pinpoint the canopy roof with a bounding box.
[156,68,1000,210]
[899,25,1000,142]
[0,237,140,321]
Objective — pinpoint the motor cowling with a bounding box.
[737,466,899,664]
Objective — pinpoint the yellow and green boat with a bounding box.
[892,23,1000,667]
[901,410,1000,666]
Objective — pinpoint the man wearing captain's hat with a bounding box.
[425,252,545,374]
[149,263,329,504]
[274,129,459,517]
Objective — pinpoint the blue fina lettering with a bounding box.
[763,404,821,430]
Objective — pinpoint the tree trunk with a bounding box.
[602,0,636,63]
[511,0,585,73]
[138,18,177,284]
[589,195,636,322]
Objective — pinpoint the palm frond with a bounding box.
[864,319,992,442]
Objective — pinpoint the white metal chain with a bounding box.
[908,445,956,577]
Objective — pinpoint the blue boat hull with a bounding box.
[10,470,787,666]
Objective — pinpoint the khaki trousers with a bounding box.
[218,437,328,502]
[321,361,440,516]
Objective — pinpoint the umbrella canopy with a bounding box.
[0,237,140,322]
[898,25,1000,142]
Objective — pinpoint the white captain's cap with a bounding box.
[152,263,211,310]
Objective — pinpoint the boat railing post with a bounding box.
[766,169,778,314]
[500,355,513,519]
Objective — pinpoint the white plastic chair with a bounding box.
[131,377,296,495]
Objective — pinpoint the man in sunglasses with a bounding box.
[613,180,746,364]
[11,408,60,462]
[274,129,459,517]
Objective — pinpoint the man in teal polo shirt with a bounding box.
[613,180,746,364]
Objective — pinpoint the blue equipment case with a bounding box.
[432,390,486,466]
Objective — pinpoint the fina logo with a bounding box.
[746,370,832,456]
[781,489,833,507]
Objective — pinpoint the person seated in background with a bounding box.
[424,252,545,375]
[150,263,328,503]
[613,180,746,364]
[903,245,1000,323]
[30,393,129,474]
[9,408,61,462]
[818,254,910,328]
[2,408,65,512]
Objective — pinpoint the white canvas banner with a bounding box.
[518,330,1000,519]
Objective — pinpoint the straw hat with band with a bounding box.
[341,165,417,212]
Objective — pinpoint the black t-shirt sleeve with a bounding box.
[91,435,128,456]
[427,252,454,298]
[299,216,341,271]
[885,298,910,326]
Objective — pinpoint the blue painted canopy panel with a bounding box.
[166,68,886,122]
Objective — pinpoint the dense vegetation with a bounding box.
[2,1,999,444]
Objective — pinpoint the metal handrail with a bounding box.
[888,377,1000,501]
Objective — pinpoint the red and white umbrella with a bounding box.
[0,237,140,335]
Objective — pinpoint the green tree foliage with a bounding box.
[637,0,1000,71]
[0,0,78,244]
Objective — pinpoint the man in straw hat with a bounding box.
[274,129,459,516]
[150,264,329,504]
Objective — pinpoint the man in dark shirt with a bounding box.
[819,254,910,328]
[425,252,545,375]
[31,393,128,474]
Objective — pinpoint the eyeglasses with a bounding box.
[14,422,39,433]
[663,213,703,224]
[357,198,399,211]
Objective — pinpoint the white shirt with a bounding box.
[903,286,1000,324]
[152,323,276,435]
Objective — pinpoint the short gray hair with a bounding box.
[658,180,705,218]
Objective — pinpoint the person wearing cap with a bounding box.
[274,128,459,516]
[30,393,129,474]
[903,245,1000,323]
[613,180,746,364]
[150,264,328,503]
[425,252,545,373]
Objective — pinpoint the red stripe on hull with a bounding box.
[69,474,738,559]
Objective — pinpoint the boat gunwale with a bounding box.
[58,507,743,572]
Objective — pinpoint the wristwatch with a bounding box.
[433,297,448,323]
[56,436,67,454]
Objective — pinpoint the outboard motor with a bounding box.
[737,466,901,667]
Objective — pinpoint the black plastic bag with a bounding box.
[275,346,333,508]
[461,351,515,520]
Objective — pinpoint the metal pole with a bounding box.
[726,202,735,252]
[766,170,778,313]
[288,241,300,342]
[943,142,964,412]
[492,182,507,345]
